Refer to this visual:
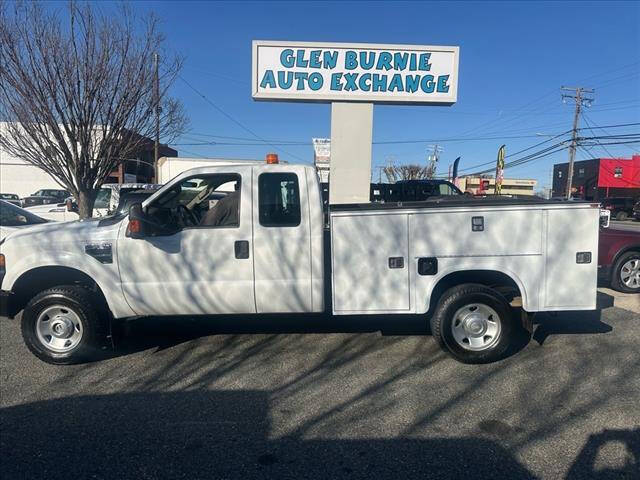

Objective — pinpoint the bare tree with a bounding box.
[383,164,435,183]
[0,1,187,217]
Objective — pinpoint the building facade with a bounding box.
[457,176,538,196]
[552,155,640,200]
[0,122,176,198]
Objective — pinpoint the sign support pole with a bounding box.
[329,102,373,205]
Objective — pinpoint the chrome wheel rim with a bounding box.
[620,258,640,289]
[35,305,83,353]
[451,303,501,351]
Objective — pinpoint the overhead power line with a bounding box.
[177,75,306,162]
[580,111,639,155]
[175,122,640,147]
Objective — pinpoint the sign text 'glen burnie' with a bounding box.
[259,49,451,94]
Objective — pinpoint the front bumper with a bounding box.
[0,290,16,319]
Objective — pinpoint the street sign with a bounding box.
[252,41,459,105]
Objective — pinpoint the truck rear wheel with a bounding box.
[430,284,514,364]
[21,286,108,365]
[611,251,640,293]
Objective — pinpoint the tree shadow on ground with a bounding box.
[532,310,612,346]
[109,312,432,357]
[0,390,535,479]
[108,307,614,362]
[2,390,637,480]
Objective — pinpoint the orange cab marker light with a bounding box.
[266,153,279,164]
[128,219,141,234]
[0,254,5,269]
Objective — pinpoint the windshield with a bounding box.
[0,200,48,226]
[94,189,112,209]
[0,194,19,200]
[116,192,157,215]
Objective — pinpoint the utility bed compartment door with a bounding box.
[410,210,542,256]
[544,208,598,309]
[331,213,410,313]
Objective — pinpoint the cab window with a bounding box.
[147,173,241,230]
[94,189,112,209]
[439,183,456,195]
[258,173,301,227]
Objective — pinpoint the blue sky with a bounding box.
[75,2,640,188]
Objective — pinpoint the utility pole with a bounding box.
[427,144,443,178]
[561,86,594,199]
[153,52,160,183]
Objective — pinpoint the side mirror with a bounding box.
[126,203,147,239]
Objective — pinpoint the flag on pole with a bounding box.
[494,145,505,194]
[452,157,460,179]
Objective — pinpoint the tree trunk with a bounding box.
[77,189,97,219]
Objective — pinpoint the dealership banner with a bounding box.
[252,41,459,105]
[495,145,506,194]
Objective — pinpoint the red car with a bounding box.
[598,227,640,293]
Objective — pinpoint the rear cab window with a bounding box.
[258,173,301,227]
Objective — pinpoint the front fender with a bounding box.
[2,252,135,319]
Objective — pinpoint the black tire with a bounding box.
[430,284,515,364]
[615,211,628,221]
[611,251,640,293]
[21,286,109,365]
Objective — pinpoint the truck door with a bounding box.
[118,168,256,316]
[252,167,313,313]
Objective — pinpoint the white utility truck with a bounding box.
[0,160,600,365]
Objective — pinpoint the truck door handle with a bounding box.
[234,240,250,259]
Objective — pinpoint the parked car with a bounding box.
[0,193,22,207]
[26,183,162,222]
[371,179,462,202]
[0,200,48,241]
[633,199,640,221]
[21,189,70,208]
[601,197,637,221]
[598,227,640,293]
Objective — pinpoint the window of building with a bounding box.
[258,173,301,227]
[578,168,585,177]
[614,166,623,178]
[558,171,562,178]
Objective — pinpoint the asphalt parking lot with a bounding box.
[1,298,639,479]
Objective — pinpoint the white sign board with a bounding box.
[312,138,331,165]
[252,41,459,105]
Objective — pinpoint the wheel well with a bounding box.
[427,270,522,314]
[613,246,640,267]
[11,266,109,316]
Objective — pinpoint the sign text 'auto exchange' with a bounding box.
[252,41,459,104]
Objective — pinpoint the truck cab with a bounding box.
[120,164,324,316]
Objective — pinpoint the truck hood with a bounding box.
[1,217,123,247]
[25,203,66,213]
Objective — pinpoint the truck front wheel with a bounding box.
[431,284,514,364]
[21,286,108,365]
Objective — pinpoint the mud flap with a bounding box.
[521,309,535,334]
